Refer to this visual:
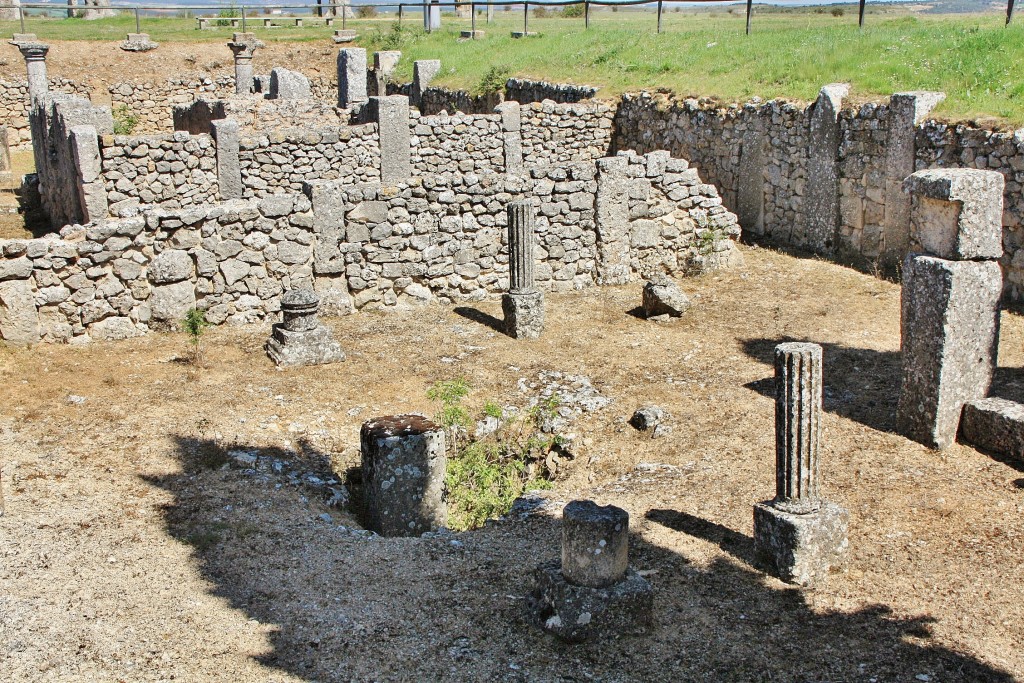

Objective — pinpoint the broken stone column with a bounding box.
[211,119,242,200]
[367,95,411,184]
[360,414,447,536]
[595,156,630,285]
[227,33,263,95]
[753,342,849,586]
[412,59,441,108]
[737,106,765,237]
[502,200,544,339]
[14,41,49,105]
[337,48,368,109]
[265,289,345,367]
[897,169,1004,449]
[641,276,691,321]
[269,67,312,100]
[120,33,159,52]
[529,501,653,642]
[803,83,849,255]
[369,50,401,97]
[880,91,945,267]
[495,101,523,174]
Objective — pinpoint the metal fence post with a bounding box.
[241,5,246,31]
[399,3,404,26]
[657,0,662,33]
[859,0,867,28]
[1009,0,1017,25]
[135,6,141,33]
[745,0,752,35]
[584,0,589,29]
[471,2,476,35]
[19,5,25,33]
[523,1,528,34]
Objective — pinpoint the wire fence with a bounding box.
[0,0,1018,39]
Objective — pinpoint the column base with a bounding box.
[753,500,849,587]
[528,561,653,642]
[265,323,346,367]
[502,290,544,339]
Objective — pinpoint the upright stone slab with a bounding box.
[897,255,1002,449]
[425,0,441,31]
[227,33,263,95]
[412,59,441,107]
[0,279,40,345]
[360,415,447,537]
[0,125,10,174]
[265,289,345,367]
[501,200,544,339]
[0,0,20,22]
[595,156,630,285]
[737,107,765,237]
[337,48,368,109]
[754,342,849,586]
[367,96,412,184]
[904,169,1005,261]
[69,125,108,223]
[803,83,848,255]
[370,50,401,96]
[495,101,523,174]
[269,67,312,100]
[529,500,653,642]
[881,91,945,264]
[81,0,116,19]
[211,119,242,200]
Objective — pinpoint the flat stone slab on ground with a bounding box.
[960,397,1024,461]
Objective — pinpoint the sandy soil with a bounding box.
[1,245,1023,682]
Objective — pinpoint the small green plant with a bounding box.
[561,3,584,18]
[696,229,721,256]
[182,307,209,367]
[475,65,511,96]
[427,377,472,430]
[216,1,240,25]
[482,400,503,419]
[356,4,378,18]
[532,5,549,18]
[831,6,845,17]
[112,105,139,136]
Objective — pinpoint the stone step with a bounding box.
[960,397,1024,461]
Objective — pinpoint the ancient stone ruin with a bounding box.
[265,287,345,367]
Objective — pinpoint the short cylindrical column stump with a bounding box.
[529,500,653,642]
[360,415,447,537]
[265,289,345,367]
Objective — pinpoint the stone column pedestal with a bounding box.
[227,33,263,95]
[502,291,544,339]
[502,200,544,339]
[265,289,345,367]
[14,41,49,104]
[753,342,848,586]
[529,500,653,642]
[360,414,447,537]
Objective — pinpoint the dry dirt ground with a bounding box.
[2,245,1023,682]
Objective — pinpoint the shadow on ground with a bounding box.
[141,434,1014,682]
[453,306,506,334]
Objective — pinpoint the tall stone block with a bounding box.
[337,48,368,109]
[269,67,312,100]
[904,169,1005,261]
[803,83,848,255]
[367,96,412,184]
[370,50,401,96]
[897,255,1002,449]
[881,91,945,264]
[0,279,40,345]
[360,415,447,537]
[502,200,544,339]
[495,101,523,174]
[595,156,630,285]
[69,125,108,223]
[773,342,822,514]
[737,109,765,237]
[412,59,441,107]
[211,119,242,200]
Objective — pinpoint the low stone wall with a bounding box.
[522,101,615,168]
[505,78,599,104]
[238,123,380,197]
[109,76,235,132]
[100,132,219,213]
[411,110,504,175]
[0,77,92,146]
[0,151,742,344]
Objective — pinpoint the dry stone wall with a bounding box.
[0,77,91,145]
[109,77,235,132]
[410,110,504,175]
[521,101,615,168]
[100,132,219,213]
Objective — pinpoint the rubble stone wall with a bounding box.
[410,111,504,175]
[521,101,615,168]
[100,132,219,213]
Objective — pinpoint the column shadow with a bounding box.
[453,305,506,334]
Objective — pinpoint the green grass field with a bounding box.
[3,7,1023,124]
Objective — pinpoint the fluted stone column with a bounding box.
[16,42,49,105]
[227,33,262,95]
[754,342,848,587]
[773,342,822,514]
[501,200,544,339]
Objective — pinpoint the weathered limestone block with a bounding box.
[960,397,1024,461]
[212,119,242,200]
[148,249,193,284]
[495,101,523,174]
[412,59,441,106]
[81,0,116,20]
[360,414,447,537]
[0,0,20,22]
[149,280,196,324]
[804,83,849,254]
[0,279,40,345]
[332,29,358,44]
[269,67,312,100]
[641,277,690,321]
[753,501,849,586]
[595,156,630,285]
[337,48,368,109]
[120,33,159,52]
[502,291,544,339]
[561,500,629,588]
[70,125,108,223]
[367,96,411,184]
[904,169,1004,261]
[897,255,1002,449]
[737,109,765,236]
[265,288,345,367]
[370,50,401,96]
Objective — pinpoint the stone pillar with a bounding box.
[495,101,523,174]
[424,0,441,31]
[211,119,242,200]
[737,105,765,237]
[360,415,447,537]
[337,48,368,109]
[753,342,849,586]
[501,200,544,339]
[881,91,945,268]
[486,2,495,22]
[412,59,441,108]
[529,500,653,642]
[803,83,848,255]
[227,33,262,95]
[897,168,1004,450]
[0,0,21,21]
[367,95,411,184]
[0,125,10,174]
[15,41,49,105]
[265,289,345,367]
[69,125,108,223]
[370,50,401,97]
[595,156,630,285]
[772,342,822,514]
